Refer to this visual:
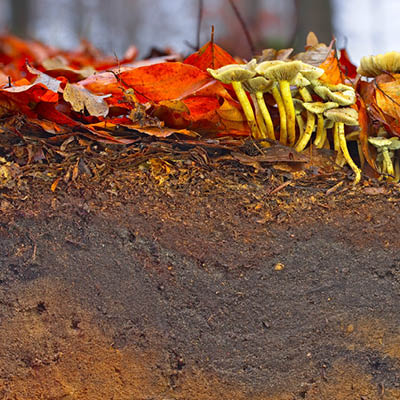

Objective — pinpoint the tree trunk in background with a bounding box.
[295,0,332,50]
[10,0,30,37]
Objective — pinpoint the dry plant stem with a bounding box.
[337,122,361,184]
[255,91,275,140]
[295,87,315,152]
[232,81,259,138]
[250,93,268,142]
[272,85,287,144]
[314,114,326,148]
[279,80,296,146]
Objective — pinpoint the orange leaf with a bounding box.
[318,50,343,85]
[184,41,238,71]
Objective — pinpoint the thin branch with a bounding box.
[287,0,300,49]
[184,0,204,51]
[227,0,255,55]
[196,0,204,51]
[211,25,215,69]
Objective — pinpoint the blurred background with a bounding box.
[1,0,398,63]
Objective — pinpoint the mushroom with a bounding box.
[368,137,400,178]
[207,64,259,138]
[295,101,338,151]
[324,107,361,184]
[313,85,356,106]
[293,98,305,138]
[357,51,400,77]
[243,76,275,140]
[255,60,288,145]
[258,60,315,146]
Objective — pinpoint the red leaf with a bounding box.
[184,41,238,71]
[339,48,357,79]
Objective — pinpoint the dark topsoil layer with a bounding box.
[1,147,400,400]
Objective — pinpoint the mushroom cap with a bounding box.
[298,66,325,81]
[303,101,339,114]
[243,76,273,93]
[290,73,311,87]
[357,51,400,77]
[314,86,356,106]
[368,136,393,148]
[245,59,258,72]
[207,64,255,84]
[254,60,285,75]
[311,81,353,92]
[388,137,400,150]
[324,107,359,125]
[259,60,309,81]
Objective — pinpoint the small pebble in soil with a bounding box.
[274,262,284,271]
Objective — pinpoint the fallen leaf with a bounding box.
[63,83,109,117]
[184,41,238,71]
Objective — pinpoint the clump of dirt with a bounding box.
[1,137,400,399]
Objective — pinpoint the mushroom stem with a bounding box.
[394,153,400,183]
[382,147,394,176]
[314,114,326,148]
[279,80,296,146]
[333,122,344,165]
[250,93,268,143]
[255,91,275,140]
[296,114,304,138]
[271,85,287,145]
[295,87,315,152]
[337,122,361,184]
[231,81,259,139]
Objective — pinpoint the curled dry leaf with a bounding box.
[42,56,95,82]
[63,83,109,117]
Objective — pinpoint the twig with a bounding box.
[211,25,215,69]
[196,0,203,51]
[227,0,255,55]
[184,0,204,51]
[269,180,292,195]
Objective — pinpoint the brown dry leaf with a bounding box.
[306,31,319,47]
[363,187,387,195]
[63,83,109,117]
[42,56,95,82]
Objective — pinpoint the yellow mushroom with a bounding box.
[243,76,275,141]
[357,51,400,77]
[313,85,356,107]
[293,98,305,139]
[259,61,313,146]
[296,101,338,151]
[324,108,361,184]
[207,64,259,138]
[255,60,288,145]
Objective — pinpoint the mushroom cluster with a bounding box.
[208,58,360,183]
[358,51,400,183]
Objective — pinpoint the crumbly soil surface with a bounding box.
[1,137,400,400]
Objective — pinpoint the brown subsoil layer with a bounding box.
[1,161,400,399]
